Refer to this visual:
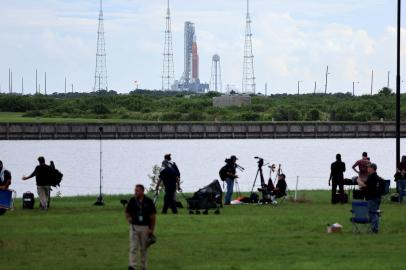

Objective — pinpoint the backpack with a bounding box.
[23,192,35,209]
[50,168,63,187]
[376,177,387,196]
[172,163,181,178]
[219,165,228,181]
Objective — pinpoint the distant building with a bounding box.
[172,21,209,93]
[213,95,252,108]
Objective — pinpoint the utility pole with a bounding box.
[297,81,303,95]
[8,68,11,93]
[388,71,390,88]
[353,81,359,96]
[35,69,38,94]
[21,77,24,94]
[370,69,374,95]
[353,82,355,96]
[265,82,268,96]
[314,81,317,94]
[10,71,13,93]
[324,65,329,94]
[396,0,401,167]
[71,83,74,93]
[45,72,47,95]
[64,77,67,94]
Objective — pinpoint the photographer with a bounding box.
[125,184,156,270]
[161,154,181,181]
[156,165,181,214]
[329,154,346,204]
[22,156,53,210]
[223,155,239,205]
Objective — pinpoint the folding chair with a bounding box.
[350,201,370,233]
[0,189,17,215]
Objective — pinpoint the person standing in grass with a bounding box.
[22,156,53,210]
[352,152,370,188]
[223,155,239,205]
[156,165,181,214]
[126,184,157,270]
[161,154,181,179]
[365,163,383,234]
[395,155,406,203]
[329,154,346,204]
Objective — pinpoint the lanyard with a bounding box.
[136,199,144,223]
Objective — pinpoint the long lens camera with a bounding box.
[254,156,264,167]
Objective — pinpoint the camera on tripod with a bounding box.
[254,156,264,168]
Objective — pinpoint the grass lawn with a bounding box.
[0,112,150,124]
[0,191,405,270]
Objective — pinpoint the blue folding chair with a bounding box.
[0,189,16,214]
[350,201,371,234]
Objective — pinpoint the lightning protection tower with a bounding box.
[210,54,222,92]
[94,0,108,91]
[162,0,175,91]
[242,0,256,94]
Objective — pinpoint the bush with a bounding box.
[307,109,320,121]
[160,112,182,121]
[240,112,260,121]
[182,112,207,121]
[353,112,372,121]
[92,103,111,115]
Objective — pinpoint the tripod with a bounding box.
[94,126,104,206]
[250,157,270,203]
[234,181,242,198]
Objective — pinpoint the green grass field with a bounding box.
[0,112,149,124]
[1,191,405,270]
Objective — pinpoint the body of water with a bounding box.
[1,139,404,197]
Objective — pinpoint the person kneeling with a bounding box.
[0,161,12,216]
[271,174,287,200]
[0,160,11,190]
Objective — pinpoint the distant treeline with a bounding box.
[0,87,402,122]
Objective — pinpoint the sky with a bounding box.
[0,0,405,95]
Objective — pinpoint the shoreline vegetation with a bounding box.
[1,191,406,270]
[0,87,402,123]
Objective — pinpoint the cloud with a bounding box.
[0,0,402,94]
